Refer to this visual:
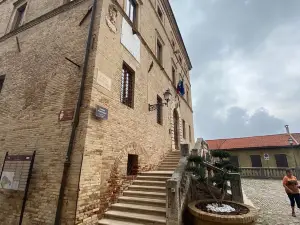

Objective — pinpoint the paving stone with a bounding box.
[242,179,300,225]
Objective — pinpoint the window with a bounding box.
[157,5,163,21]
[157,95,163,125]
[157,39,163,64]
[189,125,192,142]
[178,55,182,64]
[230,156,240,168]
[12,3,27,30]
[120,63,135,108]
[275,154,289,168]
[186,85,189,104]
[172,66,176,86]
[0,75,5,93]
[182,119,186,139]
[171,39,175,49]
[126,0,137,25]
[250,155,262,167]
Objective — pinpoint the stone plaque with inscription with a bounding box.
[97,70,112,91]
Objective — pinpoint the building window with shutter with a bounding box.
[186,85,189,105]
[0,75,5,93]
[189,125,192,142]
[126,0,137,25]
[178,55,182,64]
[12,3,27,30]
[182,119,186,139]
[120,63,135,108]
[157,95,163,125]
[157,39,163,65]
[250,155,262,167]
[275,154,289,168]
[172,66,176,86]
[157,5,163,21]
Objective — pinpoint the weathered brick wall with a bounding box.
[0,0,99,224]
[0,0,195,224]
[0,0,64,37]
[75,0,195,223]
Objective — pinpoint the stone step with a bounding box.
[104,211,166,225]
[158,165,177,168]
[140,171,173,177]
[129,185,166,193]
[98,218,143,225]
[161,159,180,163]
[167,152,181,156]
[123,190,166,199]
[133,180,166,187]
[158,167,175,171]
[136,175,169,181]
[111,203,166,216]
[118,196,165,207]
[162,160,180,163]
[167,151,180,154]
[163,157,181,161]
[167,154,181,157]
[160,162,179,166]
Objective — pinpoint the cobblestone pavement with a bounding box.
[242,179,300,225]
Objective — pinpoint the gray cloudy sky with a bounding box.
[170,0,300,140]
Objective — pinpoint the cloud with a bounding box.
[170,0,300,139]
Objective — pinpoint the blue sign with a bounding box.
[96,106,108,120]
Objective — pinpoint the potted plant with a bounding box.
[186,150,258,225]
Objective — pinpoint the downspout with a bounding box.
[54,0,97,224]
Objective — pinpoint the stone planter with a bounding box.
[188,200,258,225]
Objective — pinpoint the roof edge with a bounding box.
[162,0,193,70]
[206,133,300,142]
[210,145,300,151]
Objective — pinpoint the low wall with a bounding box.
[240,167,300,180]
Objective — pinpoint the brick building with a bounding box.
[0,0,194,224]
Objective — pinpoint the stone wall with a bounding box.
[0,0,100,224]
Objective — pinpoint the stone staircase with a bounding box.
[98,151,181,225]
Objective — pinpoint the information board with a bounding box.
[0,154,34,191]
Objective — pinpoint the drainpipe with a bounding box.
[54,0,97,224]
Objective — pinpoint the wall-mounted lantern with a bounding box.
[148,89,172,111]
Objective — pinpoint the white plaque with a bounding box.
[97,70,112,91]
[264,153,269,160]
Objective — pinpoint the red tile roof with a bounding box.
[206,133,300,150]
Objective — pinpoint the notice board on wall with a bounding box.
[0,153,35,191]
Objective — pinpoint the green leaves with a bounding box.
[211,150,231,160]
[185,150,239,204]
[187,155,204,164]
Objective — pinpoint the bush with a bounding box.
[187,150,239,205]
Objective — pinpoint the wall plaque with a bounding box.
[264,153,269,160]
[97,70,112,91]
[59,109,74,121]
[0,153,35,191]
[95,106,108,120]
